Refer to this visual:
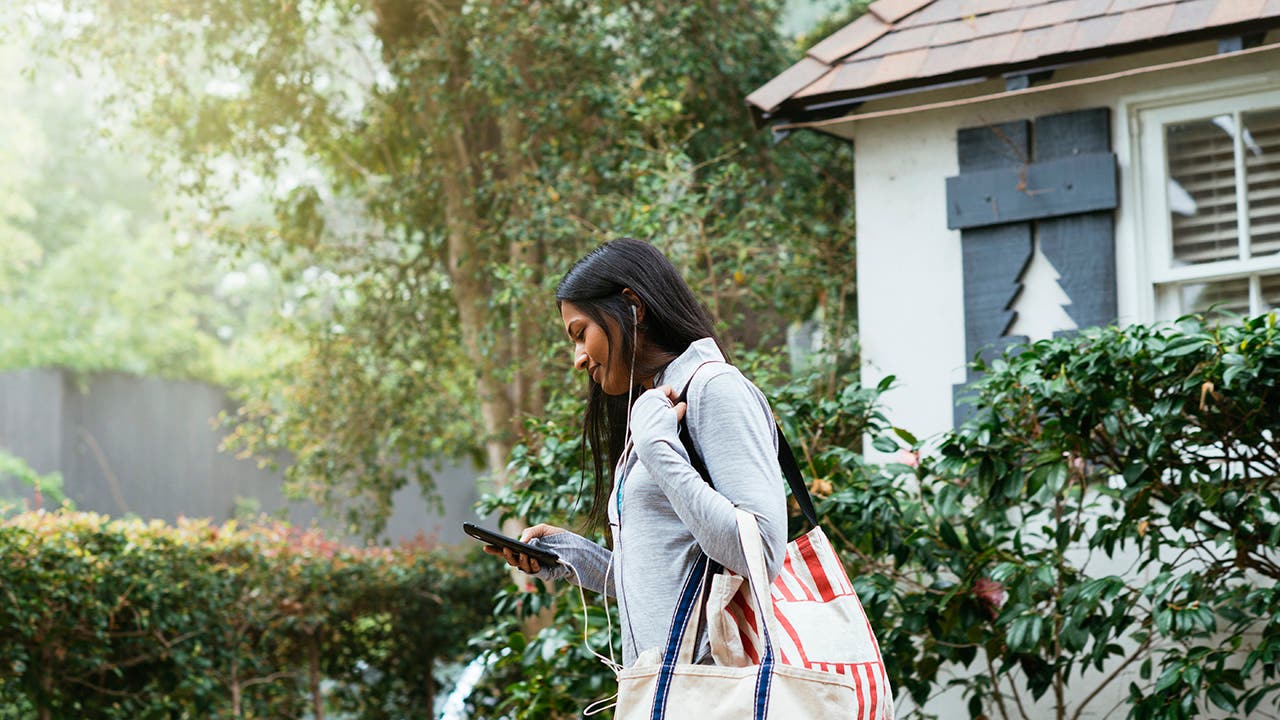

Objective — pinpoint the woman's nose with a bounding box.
[573,347,589,371]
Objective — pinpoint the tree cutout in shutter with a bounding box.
[1005,235,1078,342]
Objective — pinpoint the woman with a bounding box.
[487,238,787,667]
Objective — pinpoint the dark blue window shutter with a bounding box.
[1034,109,1119,332]
[948,108,1118,425]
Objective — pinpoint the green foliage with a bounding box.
[468,396,622,720]
[0,451,69,515]
[1,222,220,379]
[470,313,1280,720]
[0,510,502,718]
[839,312,1280,719]
[923,312,1280,720]
[20,0,859,535]
[0,35,297,387]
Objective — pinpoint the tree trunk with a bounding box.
[37,660,52,720]
[422,656,435,713]
[376,0,548,524]
[308,635,325,720]
[438,127,520,494]
[230,654,242,720]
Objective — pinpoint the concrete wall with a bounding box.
[848,37,1280,450]
[0,369,488,546]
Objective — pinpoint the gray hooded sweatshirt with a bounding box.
[531,338,787,666]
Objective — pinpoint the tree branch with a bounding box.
[1069,637,1152,720]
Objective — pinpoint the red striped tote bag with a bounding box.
[676,368,894,718]
[616,511,892,720]
[706,523,893,713]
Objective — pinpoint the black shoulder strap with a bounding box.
[676,363,820,528]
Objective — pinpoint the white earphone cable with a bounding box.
[622,304,637,458]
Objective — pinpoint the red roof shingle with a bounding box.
[747,0,1280,123]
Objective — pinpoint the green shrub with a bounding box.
[838,312,1279,719]
[0,451,68,514]
[475,313,1279,720]
[0,511,502,719]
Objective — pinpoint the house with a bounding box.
[750,0,1280,441]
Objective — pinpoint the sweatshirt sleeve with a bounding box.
[629,372,787,581]
[528,531,616,598]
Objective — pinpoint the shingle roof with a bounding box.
[748,0,1280,125]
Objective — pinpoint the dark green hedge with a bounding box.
[0,512,501,719]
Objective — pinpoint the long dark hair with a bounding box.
[556,238,723,529]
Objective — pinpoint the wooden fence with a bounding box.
[0,369,486,544]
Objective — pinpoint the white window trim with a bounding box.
[1124,77,1280,321]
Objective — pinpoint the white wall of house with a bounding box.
[847,37,1280,448]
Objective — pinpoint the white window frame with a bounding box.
[1131,85,1280,320]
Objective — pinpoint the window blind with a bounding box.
[1262,273,1280,311]
[1163,106,1280,317]
[1179,276,1250,316]
[1166,117,1239,266]
[1245,108,1280,259]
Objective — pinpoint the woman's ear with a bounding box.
[620,288,645,324]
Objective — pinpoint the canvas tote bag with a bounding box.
[690,435,894,687]
[631,365,895,718]
[614,510,891,720]
[704,522,892,684]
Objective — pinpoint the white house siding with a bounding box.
[851,37,1280,449]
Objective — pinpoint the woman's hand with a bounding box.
[484,523,566,574]
[657,385,688,422]
[630,385,688,454]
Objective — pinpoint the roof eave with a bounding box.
[752,17,1280,133]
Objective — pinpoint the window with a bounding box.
[1139,90,1280,320]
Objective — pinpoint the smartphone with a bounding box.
[463,522,560,566]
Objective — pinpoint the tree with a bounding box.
[22,0,859,535]
[0,44,45,298]
[0,29,294,386]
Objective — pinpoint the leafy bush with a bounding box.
[465,398,623,720]
[0,511,502,719]
[472,313,1279,720]
[0,451,68,514]
[835,312,1280,719]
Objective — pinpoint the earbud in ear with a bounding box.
[631,305,637,321]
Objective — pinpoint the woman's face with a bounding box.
[560,301,630,395]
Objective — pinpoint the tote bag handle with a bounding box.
[652,510,779,720]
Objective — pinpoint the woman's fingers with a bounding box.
[520,523,566,541]
[489,546,540,574]
[480,523,559,574]
[507,548,540,574]
[658,384,687,422]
